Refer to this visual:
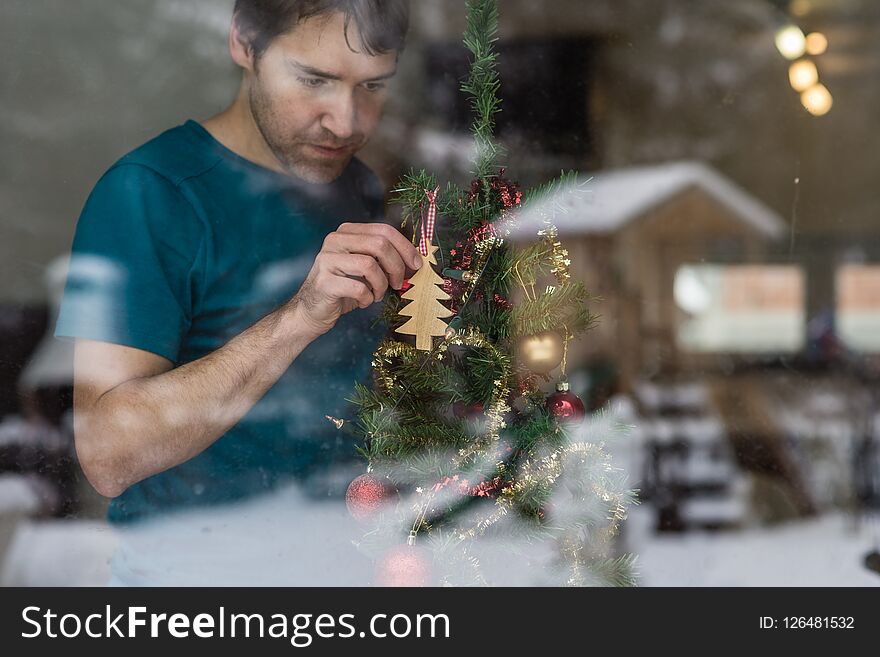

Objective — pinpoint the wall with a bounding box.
[1,0,237,303]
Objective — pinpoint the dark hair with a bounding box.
[233,0,410,59]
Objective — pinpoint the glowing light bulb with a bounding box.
[801,83,833,116]
[789,60,819,92]
[805,32,828,56]
[776,25,807,60]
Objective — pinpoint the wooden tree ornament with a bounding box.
[395,244,453,350]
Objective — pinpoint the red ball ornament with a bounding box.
[546,381,586,424]
[345,474,395,521]
[375,545,431,587]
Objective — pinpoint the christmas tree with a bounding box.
[332,0,637,587]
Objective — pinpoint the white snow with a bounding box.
[513,161,786,239]
[624,505,880,586]
[3,506,877,586]
[2,489,878,586]
[1,519,116,587]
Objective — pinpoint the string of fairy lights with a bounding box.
[775,0,833,116]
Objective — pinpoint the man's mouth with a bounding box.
[307,144,351,158]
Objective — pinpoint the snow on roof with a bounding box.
[512,161,787,240]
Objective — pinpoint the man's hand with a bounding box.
[292,222,423,337]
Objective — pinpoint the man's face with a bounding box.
[247,11,398,183]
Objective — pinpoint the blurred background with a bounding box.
[1,0,879,585]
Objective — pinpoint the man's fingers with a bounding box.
[324,232,409,290]
[319,252,388,302]
[324,272,375,309]
[336,222,423,272]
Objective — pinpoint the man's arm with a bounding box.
[74,222,423,498]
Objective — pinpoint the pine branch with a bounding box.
[367,422,474,459]
[506,241,555,287]
[436,183,490,232]
[461,345,511,406]
[377,292,406,330]
[480,245,514,294]
[506,409,565,452]
[521,171,592,223]
[392,169,439,238]
[579,554,640,588]
[462,0,504,180]
[466,298,511,344]
[509,282,599,337]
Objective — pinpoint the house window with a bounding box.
[836,265,880,352]
[675,265,805,353]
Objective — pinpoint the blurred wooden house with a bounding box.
[511,161,787,391]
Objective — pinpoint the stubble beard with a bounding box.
[248,77,355,184]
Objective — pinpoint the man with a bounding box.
[55,0,417,582]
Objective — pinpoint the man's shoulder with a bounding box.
[109,121,222,188]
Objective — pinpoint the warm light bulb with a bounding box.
[789,60,819,92]
[801,83,833,116]
[805,32,828,55]
[776,25,807,60]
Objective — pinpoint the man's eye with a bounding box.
[364,82,386,93]
[298,77,325,88]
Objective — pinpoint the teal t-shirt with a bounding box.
[56,120,387,524]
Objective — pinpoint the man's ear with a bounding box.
[229,16,256,72]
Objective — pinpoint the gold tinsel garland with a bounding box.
[536,221,572,287]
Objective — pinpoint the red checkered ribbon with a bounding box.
[419,186,441,256]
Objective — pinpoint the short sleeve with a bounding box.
[55,164,205,363]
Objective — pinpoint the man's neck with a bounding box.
[201,85,287,174]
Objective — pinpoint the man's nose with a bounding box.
[320,91,357,141]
